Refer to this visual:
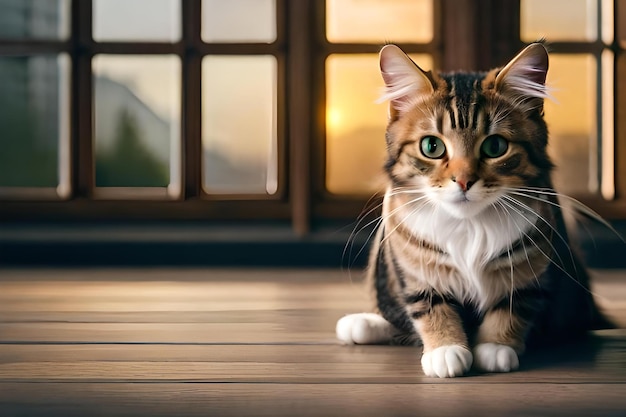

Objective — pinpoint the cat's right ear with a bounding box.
[379,44,434,120]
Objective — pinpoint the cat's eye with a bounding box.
[420,136,446,159]
[480,135,509,158]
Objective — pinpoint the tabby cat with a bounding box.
[336,43,612,378]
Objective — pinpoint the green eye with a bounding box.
[420,136,446,159]
[481,135,508,158]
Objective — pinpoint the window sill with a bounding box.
[0,220,624,268]
[0,221,368,267]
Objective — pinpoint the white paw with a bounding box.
[473,343,519,373]
[335,313,394,345]
[421,345,473,378]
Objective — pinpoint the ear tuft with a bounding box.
[495,43,551,104]
[378,44,434,115]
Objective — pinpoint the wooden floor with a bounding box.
[0,268,625,417]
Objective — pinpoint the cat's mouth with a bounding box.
[445,191,473,204]
[441,200,487,219]
[438,190,500,218]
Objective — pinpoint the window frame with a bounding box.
[0,0,292,221]
[0,0,624,234]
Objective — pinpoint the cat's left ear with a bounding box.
[494,42,550,108]
[379,44,435,120]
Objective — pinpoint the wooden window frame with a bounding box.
[0,0,624,237]
[0,0,292,222]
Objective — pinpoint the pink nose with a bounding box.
[452,177,475,192]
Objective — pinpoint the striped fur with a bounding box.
[337,43,612,378]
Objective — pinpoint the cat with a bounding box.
[336,42,613,378]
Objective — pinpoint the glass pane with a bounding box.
[521,0,597,42]
[0,0,70,40]
[202,0,276,43]
[202,55,277,194]
[93,0,181,42]
[326,0,433,43]
[0,54,70,192]
[544,54,597,195]
[325,53,433,195]
[601,50,614,200]
[93,55,181,189]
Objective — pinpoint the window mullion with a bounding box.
[287,0,314,235]
[72,0,94,199]
[182,0,202,200]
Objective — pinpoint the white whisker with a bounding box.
[501,193,575,273]
[379,194,431,247]
[342,191,388,277]
[504,187,624,242]
[492,201,515,318]
[498,198,568,276]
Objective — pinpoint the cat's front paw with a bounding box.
[473,343,519,373]
[421,345,473,378]
[336,313,394,345]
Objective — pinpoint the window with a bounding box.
[0,0,71,199]
[0,0,624,234]
[519,0,624,217]
[521,0,613,199]
[323,0,435,195]
[0,0,287,222]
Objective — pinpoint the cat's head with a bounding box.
[380,43,554,219]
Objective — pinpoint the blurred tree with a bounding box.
[0,96,57,187]
[96,108,168,187]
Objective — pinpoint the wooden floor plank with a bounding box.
[0,335,620,362]
[0,332,624,385]
[0,344,415,363]
[0,309,354,324]
[1,358,624,384]
[0,383,624,417]
[0,322,337,344]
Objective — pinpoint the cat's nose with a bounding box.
[452,176,476,192]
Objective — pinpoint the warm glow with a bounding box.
[325,54,433,195]
[326,0,433,43]
[544,54,597,194]
[326,107,343,133]
[521,0,597,42]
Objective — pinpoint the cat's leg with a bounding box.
[412,301,473,378]
[336,313,395,344]
[473,303,527,373]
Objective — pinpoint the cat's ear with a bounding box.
[379,44,435,119]
[494,42,550,107]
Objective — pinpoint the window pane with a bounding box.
[0,54,70,193]
[326,0,433,43]
[544,54,597,195]
[0,0,70,40]
[202,55,277,194]
[202,0,276,43]
[325,54,433,195]
[601,50,614,200]
[601,0,613,44]
[93,0,181,42]
[521,0,597,42]
[93,55,180,189]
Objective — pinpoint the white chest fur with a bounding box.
[384,192,539,307]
